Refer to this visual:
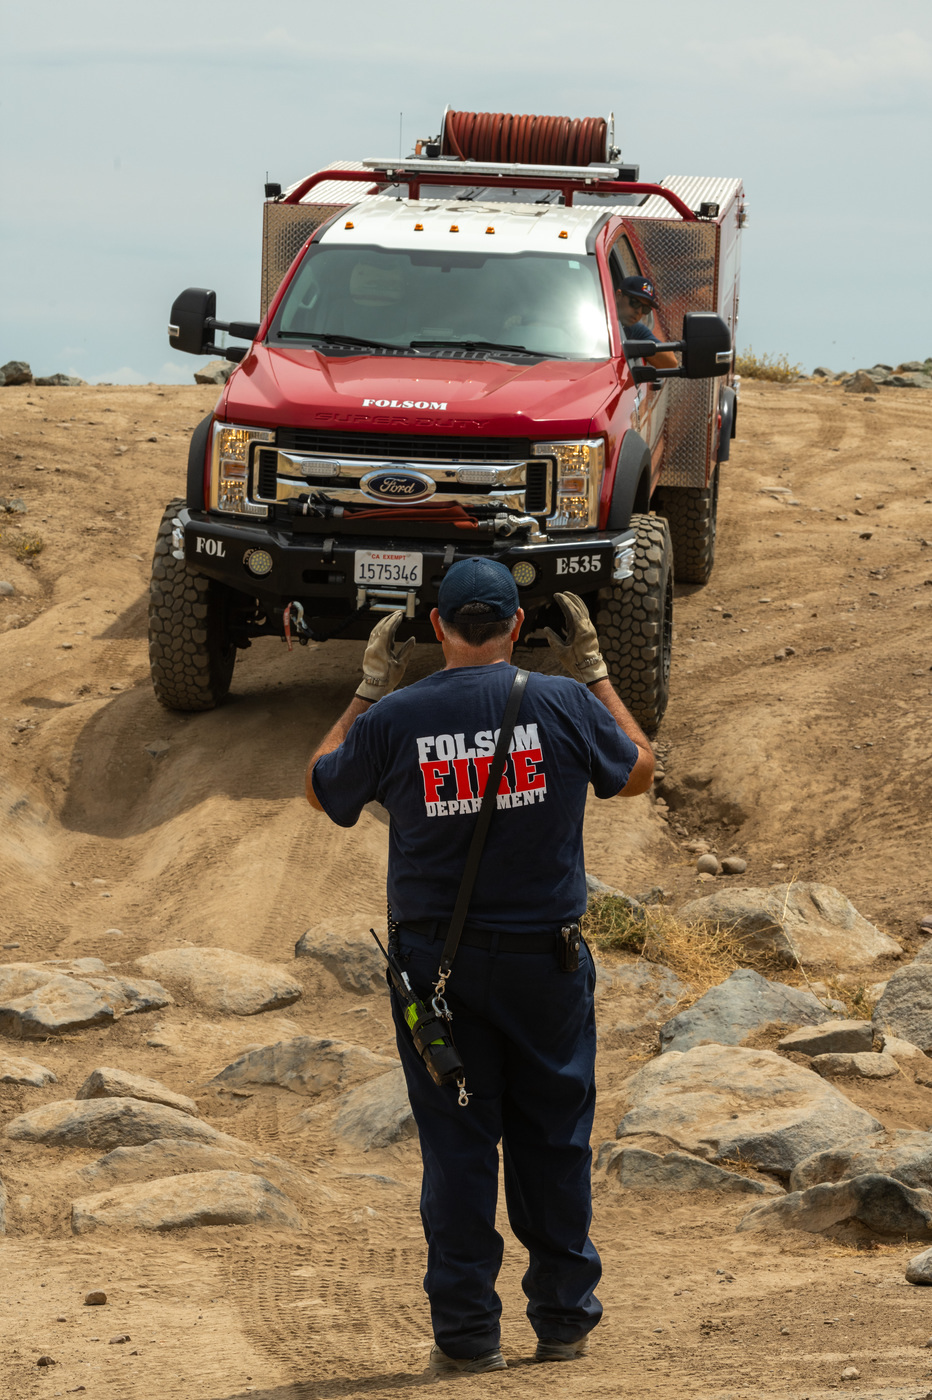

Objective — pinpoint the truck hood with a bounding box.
[222,344,621,437]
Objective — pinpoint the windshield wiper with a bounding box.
[410,338,555,357]
[277,331,419,354]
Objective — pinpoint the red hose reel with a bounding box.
[441,109,608,166]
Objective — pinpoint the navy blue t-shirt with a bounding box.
[312,663,638,932]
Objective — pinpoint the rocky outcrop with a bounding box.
[601,1145,782,1195]
[778,1020,874,1056]
[790,1131,932,1192]
[211,1036,396,1096]
[76,1067,198,1116]
[5,1098,239,1151]
[294,925,388,994]
[738,1174,932,1239]
[0,963,172,1038]
[659,968,827,1053]
[616,1044,882,1176]
[134,947,301,1016]
[330,1068,415,1151]
[77,1137,320,1205]
[676,883,900,968]
[71,1170,302,1233]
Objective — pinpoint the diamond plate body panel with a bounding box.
[626,217,719,487]
[261,204,344,317]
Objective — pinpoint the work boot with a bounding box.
[428,1343,507,1374]
[535,1335,591,1362]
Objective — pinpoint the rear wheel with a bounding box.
[596,512,673,735]
[653,466,719,585]
[148,499,237,711]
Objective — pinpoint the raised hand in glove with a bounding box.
[543,592,608,685]
[356,610,417,701]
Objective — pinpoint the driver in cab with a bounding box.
[615,275,678,371]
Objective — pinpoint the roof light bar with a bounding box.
[362,157,624,182]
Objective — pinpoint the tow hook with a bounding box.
[170,517,185,561]
[283,600,308,652]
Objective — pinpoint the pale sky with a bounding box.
[2,0,930,383]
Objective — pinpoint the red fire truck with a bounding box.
[154,108,744,731]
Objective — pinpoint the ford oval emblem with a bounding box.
[360,468,436,504]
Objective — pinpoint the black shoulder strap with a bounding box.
[438,668,529,977]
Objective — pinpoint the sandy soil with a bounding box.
[1,379,931,1400]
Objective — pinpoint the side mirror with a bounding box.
[681,312,732,379]
[168,288,216,356]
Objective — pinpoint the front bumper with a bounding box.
[176,509,635,640]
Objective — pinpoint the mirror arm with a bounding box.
[206,318,261,341]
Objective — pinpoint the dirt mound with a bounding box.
[1,380,931,1397]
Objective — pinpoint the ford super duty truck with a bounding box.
[153,107,744,731]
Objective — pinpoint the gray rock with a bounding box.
[34,374,86,387]
[72,1170,302,1234]
[0,581,14,596]
[211,1036,396,1096]
[677,882,899,969]
[617,1044,882,1176]
[873,965,932,1051]
[599,962,687,1031]
[721,857,747,875]
[659,968,827,1053]
[5,1097,240,1151]
[883,372,932,389]
[134,947,301,1016]
[906,1246,932,1283]
[812,367,833,378]
[0,1052,57,1086]
[790,1130,932,1192]
[696,853,721,876]
[778,1020,874,1056]
[603,1146,782,1195]
[896,361,928,374]
[77,1137,320,1205]
[811,1051,899,1080]
[878,1033,927,1063]
[331,1068,415,1151]
[738,1173,932,1239]
[0,361,33,386]
[0,965,117,1038]
[0,963,172,1038]
[0,497,27,514]
[845,370,878,393]
[193,360,237,386]
[294,926,388,995]
[76,1068,197,1117]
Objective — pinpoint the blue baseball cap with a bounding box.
[437,558,519,621]
[619,274,659,309]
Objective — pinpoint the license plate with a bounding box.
[354,550,423,587]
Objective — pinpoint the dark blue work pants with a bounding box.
[391,927,602,1358]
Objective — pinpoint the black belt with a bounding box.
[401,920,568,954]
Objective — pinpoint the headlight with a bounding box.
[531,439,604,530]
[210,423,275,516]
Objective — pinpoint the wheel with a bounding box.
[596,512,673,735]
[652,466,719,585]
[148,499,237,711]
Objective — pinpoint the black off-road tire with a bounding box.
[148,499,237,711]
[596,512,673,735]
[652,466,719,585]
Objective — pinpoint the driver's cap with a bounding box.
[619,275,659,309]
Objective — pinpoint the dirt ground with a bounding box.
[1,378,931,1400]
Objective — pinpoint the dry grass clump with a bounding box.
[820,977,877,1022]
[12,534,44,562]
[735,347,802,382]
[582,894,791,1004]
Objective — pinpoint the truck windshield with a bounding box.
[269,245,611,360]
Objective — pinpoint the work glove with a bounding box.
[356,610,417,701]
[543,592,608,686]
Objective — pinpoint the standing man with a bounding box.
[615,274,679,370]
[306,559,653,1374]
